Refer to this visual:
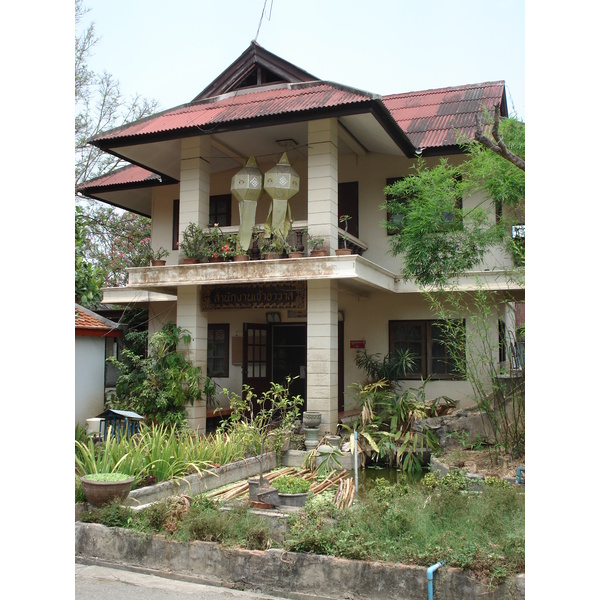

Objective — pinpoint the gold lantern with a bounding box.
[231,156,263,251]
[263,152,299,240]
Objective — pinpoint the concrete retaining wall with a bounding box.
[125,453,279,507]
[75,522,524,600]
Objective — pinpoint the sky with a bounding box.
[79,0,526,119]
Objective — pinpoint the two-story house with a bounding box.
[78,42,524,434]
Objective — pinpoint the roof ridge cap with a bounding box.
[383,80,506,100]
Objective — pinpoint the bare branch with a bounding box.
[475,103,525,171]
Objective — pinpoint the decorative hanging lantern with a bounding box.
[231,156,263,251]
[264,152,300,240]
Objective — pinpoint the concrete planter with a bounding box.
[277,492,308,508]
[80,476,134,507]
[303,411,321,428]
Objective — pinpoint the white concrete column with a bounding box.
[306,279,338,436]
[177,285,208,433]
[308,119,338,255]
[179,136,211,238]
[177,136,211,431]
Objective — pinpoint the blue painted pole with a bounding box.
[427,560,445,600]
[516,466,525,484]
[354,430,359,493]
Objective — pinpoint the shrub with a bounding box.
[272,475,310,494]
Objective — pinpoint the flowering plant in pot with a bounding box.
[206,224,234,261]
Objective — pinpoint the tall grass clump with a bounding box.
[75,423,248,490]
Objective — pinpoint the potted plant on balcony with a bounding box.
[206,224,231,262]
[258,230,289,259]
[180,223,204,263]
[287,224,304,258]
[307,233,326,257]
[336,215,353,255]
[232,241,250,261]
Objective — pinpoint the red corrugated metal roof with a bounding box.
[79,164,160,191]
[92,82,374,143]
[382,81,506,149]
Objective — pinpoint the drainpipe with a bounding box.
[516,466,525,484]
[427,560,445,600]
[354,430,359,493]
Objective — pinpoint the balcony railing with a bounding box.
[210,221,367,257]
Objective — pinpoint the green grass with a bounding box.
[80,471,524,586]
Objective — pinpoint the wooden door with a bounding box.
[243,324,271,413]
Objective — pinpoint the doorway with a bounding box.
[243,323,307,412]
[272,324,307,412]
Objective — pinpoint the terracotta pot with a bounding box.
[288,251,304,258]
[209,257,225,263]
[80,476,134,507]
[233,254,249,261]
[151,259,166,266]
[335,248,352,256]
[182,257,199,264]
[310,250,327,257]
[264,252,280,260]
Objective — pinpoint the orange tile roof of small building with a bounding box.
[75,304,122,338]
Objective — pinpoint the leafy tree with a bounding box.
[385,109,525,288]
[75,0,158,290]
[107,323,204,429]
[77,204,152,287]
[75,205,103,306]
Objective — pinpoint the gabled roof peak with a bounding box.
[194,41,318,101]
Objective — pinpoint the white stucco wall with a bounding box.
[75,336,107,428]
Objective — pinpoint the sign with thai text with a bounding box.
[350,340,366,349]
[201,282,306,310]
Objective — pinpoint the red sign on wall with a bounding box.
[350,340,366,349]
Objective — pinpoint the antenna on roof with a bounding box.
[254,0,273,42]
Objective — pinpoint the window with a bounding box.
[172,199,180,250]
[338,182,359,238]
[207,324,229,378]
[389,320,465,380]
[209,194,232,227]
[386,177,405,235]
[498,319,507,364]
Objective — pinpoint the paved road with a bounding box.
[75,563,289,600]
